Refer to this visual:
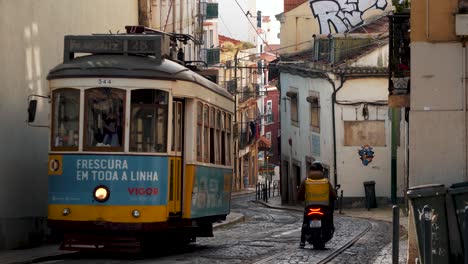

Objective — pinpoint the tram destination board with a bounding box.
[63,35,166,63]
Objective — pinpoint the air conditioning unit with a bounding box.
[455,14,468,36]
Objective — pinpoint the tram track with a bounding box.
[251,218,372,264]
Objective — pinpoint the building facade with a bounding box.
[0,0,138,249]
[276,1,407,205]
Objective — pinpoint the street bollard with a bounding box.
[256,183,259,200]
[268,181,271,198]
[423,205,432,264]
[392,205,399,264]
[465,206,468,264]
[339,190,344,214]
[264,183,268,203]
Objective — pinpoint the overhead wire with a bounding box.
[233,0,274,54]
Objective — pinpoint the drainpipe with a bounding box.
[323,73,345,187]
[463,39,467,181]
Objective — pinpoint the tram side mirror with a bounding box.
[27,100,37,123]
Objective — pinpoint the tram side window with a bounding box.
[51,89,80,150]
[130,89,168,153]
[197,102,203,161]
[209,107,215,164]
[84,88,125,151]
[216,110,221,165]
[226,114,232,166]
[220,111,225,165]
[203,104,209,163]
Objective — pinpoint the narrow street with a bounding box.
[30,194,393,264]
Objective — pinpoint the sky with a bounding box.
[218,0,284,45]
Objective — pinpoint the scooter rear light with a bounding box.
[307,208,324,216]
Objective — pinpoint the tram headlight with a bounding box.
[132,210,141,218]
[62,208,70,216]
[93,185,110,203]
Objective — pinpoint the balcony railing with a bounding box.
[206,3,218,19]
[201,48,220,66]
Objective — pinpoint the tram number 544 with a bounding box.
[98,79,112,85]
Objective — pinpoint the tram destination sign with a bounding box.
[63,35,168,63]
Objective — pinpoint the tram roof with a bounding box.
[47,54,233,99]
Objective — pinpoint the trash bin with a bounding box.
[407,184,451,264]
[447,182,468,262]
[363,181,377,209]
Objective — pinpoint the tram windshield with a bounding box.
[51,88,80,150]
[130,89,168,153]
[85,88,125,151]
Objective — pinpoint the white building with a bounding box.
[0,0,138,249]
[278,16,406,205]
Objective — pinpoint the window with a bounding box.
[209,30,214,47]
[210,106,215,163]
[266,100,273,124]
[266,132,271,140]
[129,89,168,153]
[287,91,298,126]
[344,121,386,147]
[51,88,80,150]
[84,88,125,151]
[226,114,232,166]
[203,104,209,162]
[307,92,320,133]
[197,102,203,161]
[216,110,222,164]
[221,112,226,165]
[171,101,183,152]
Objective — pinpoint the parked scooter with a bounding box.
[303,184,340,249]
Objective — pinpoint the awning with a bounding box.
[258,136,271,151]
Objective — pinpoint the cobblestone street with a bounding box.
[19,195,404,264]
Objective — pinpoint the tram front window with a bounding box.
[130,89,168,153]
[84,88,125,151]
[51,88,80,150]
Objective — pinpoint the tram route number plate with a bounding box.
[309,220,321,228]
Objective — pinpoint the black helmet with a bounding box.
[310,161,323,171]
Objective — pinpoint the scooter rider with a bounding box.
[297,161,337,248]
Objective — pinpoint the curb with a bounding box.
[213,214,245,230]
[252,200,303,212]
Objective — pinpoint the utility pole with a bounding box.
[234,49,239,191]
[138,0,151,27]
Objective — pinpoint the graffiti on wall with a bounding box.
[309,0,388,34]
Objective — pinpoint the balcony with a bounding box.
[206,3,218,19]
[388,13,411,107]
[201,48,220,66]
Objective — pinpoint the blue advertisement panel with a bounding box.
[191,166,232,218]
[48,155,168,206]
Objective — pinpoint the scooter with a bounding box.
[303,184,340,249]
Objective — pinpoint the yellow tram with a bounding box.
[31,30,234,251]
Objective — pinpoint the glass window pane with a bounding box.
[130,89,168,152]
[52,88,80,149]
[85,88,125,150]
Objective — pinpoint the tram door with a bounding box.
[169,99,184,216]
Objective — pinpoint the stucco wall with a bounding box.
[280,73,336,184]
[409,42,467,187]
[280,74,406,199]
[0,0,137,249]
[410,0,458,42]
[278,0,393,54]
[336,78,406,198]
